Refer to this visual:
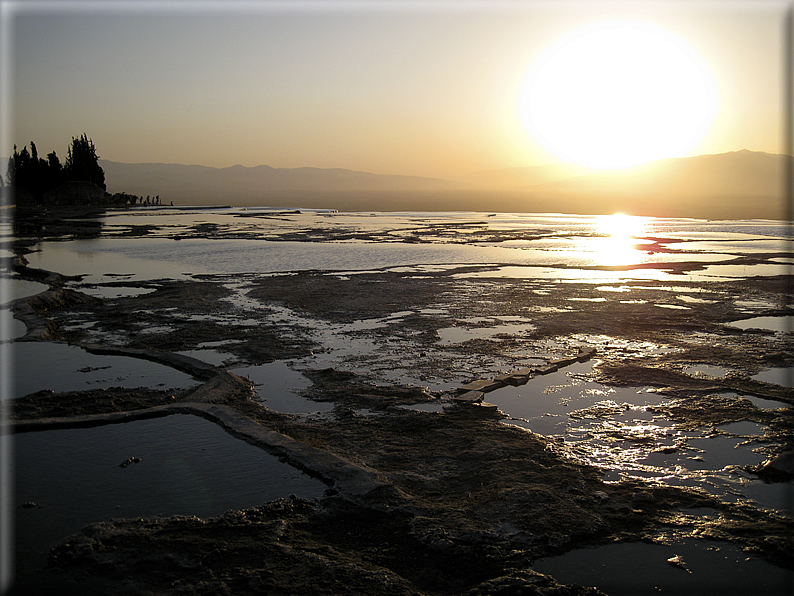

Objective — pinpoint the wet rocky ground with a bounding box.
[5,208,794,594]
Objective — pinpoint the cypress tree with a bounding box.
[64,134,106,190]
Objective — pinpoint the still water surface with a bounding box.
[14,414,326,555]
[18,210,792,283]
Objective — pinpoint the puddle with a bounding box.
[684,435,766,471]
[231,360,333,415]
[628,285,704,293]
[385,310,414,320]
[752,367,793,387]
[735,299,779,311]
[437,320,535,345]
[713,391,788,411]
[698,262,793,279]
[136,325,176,335]
[453,265,667,282]
[14,413,327,557]
[23,239,204,283]
[741,480,794,514]
[492,361,661,436]
[11,341,200,398]
[677,294,716,304]
[728,316,794,333]
[178,348,238,367]
[718,420,766,435]
[532,538,793,596]
[2,309,27,341]
[746,395,790,409]
[596,285,633,292]
[684,364,730,378]
[597,421,786,511]
[3,277,48,301]
[74,285,156,299]
[486,361,788,511]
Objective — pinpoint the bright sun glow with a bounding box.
[520,19,717,169]
[592,213,650,266]
[596,213,647,238]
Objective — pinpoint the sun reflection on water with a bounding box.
[591,213,651,267]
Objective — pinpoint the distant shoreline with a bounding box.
[5,204,792,223]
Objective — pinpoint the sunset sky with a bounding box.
[3,0,790,179]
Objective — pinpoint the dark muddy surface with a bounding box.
[5,209,794,595]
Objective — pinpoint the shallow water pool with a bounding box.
[487,362,790,512]
[2,310,27,341]
[14,413,327,556]
[728,316,794,333]
[11,341,200,398]
[231,360,334,415]
[3,277,48,301]
[532,537,793,596]
[753,366,794,387]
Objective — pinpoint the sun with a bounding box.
[519,19,717,169]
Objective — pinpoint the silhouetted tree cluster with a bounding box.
[6,141,66,201]
[63,134,105,190]
[7,134,106,204]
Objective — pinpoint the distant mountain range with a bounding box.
[100,161,460,197]
[100,150,790,219]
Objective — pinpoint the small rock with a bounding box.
[667,554,691,572]
[495,372,528,386]
[505,373,529,386]
[757,450,794,481]
[474,402,499,411]
[459,379,504,393]
[453,391,484,403]
[762,451,794,475]
[119,457,141,468]
[548,357,578,368]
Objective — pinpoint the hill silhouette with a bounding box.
[99,150,790,219]
[523,150,787,219]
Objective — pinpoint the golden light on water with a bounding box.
[597,213,647,238]
[591,213,650,267]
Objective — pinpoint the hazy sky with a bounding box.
[3,0,790,178]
